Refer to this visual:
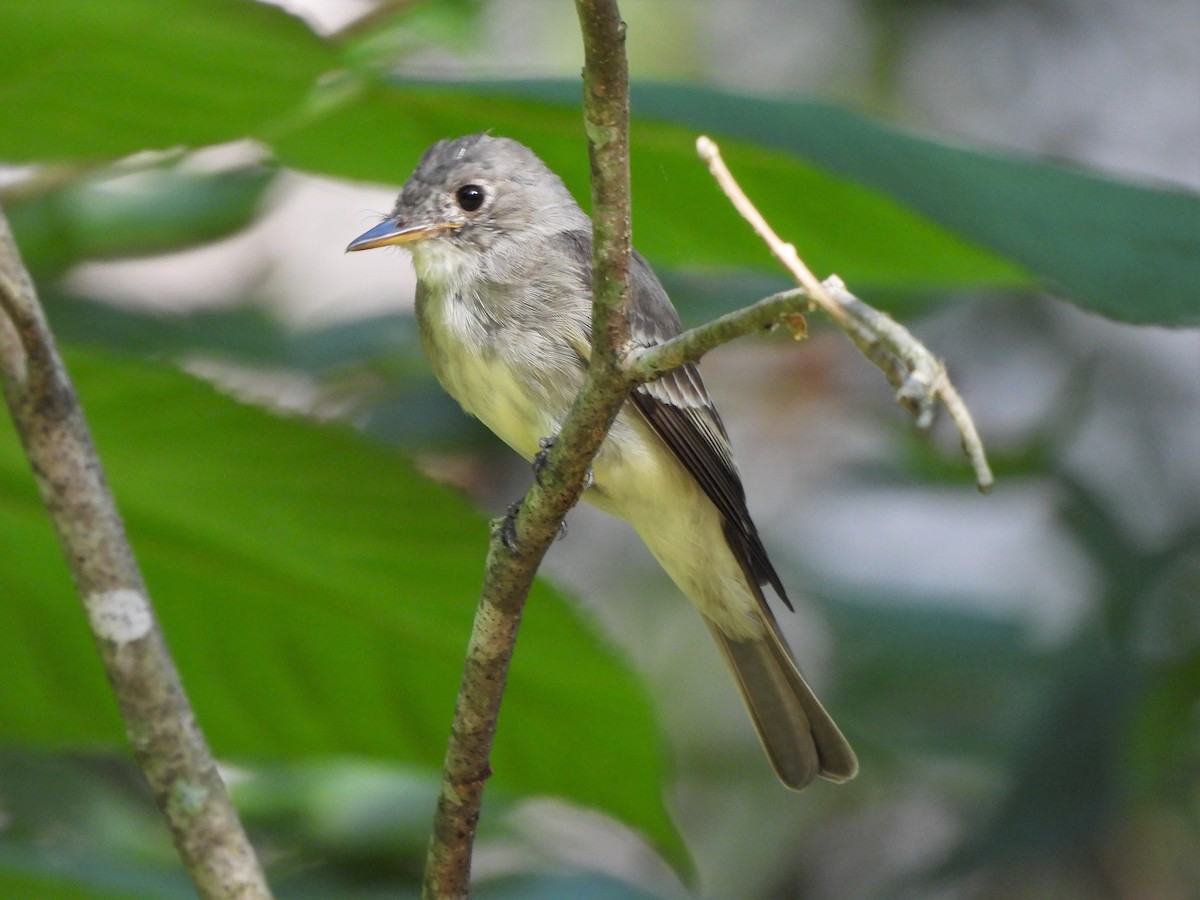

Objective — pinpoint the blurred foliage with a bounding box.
[936,475,1200,896]
[0,349,680,876]
[439,79,1200,325]
[273,80,1032,303]
[0,0,332,161]
[5,159,278,278]
[3,0,1197,323]
[0,0,1197,898]
[0,753,659,898]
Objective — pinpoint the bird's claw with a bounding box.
[495,498,568,552]
[533,436,556,485]
[533,435,593,491]
[497,500,523,553]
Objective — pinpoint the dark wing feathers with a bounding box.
[626,252,792,609]
[555,232,791,607]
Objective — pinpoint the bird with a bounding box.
[347,133,857,789]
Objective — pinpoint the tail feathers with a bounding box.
[708,622,858,790]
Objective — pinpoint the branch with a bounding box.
[630,287,810,377]
[423,14,990,895]
[576,0,633,361]
[0,207,272,900]
[692,136,993,492]
[421,2,633,897]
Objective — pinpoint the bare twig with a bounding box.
[0,207,272,900]
[694,136,994,492]
[421,2,634,897]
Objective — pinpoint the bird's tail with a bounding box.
[707,613,858,790]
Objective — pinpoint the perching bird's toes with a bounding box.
[533,436,593,491]
[496,498,567,551]
[533,436,556,485]
[497,500,523,553]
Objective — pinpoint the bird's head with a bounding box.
[346,134,589,283]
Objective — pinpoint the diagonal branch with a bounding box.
[421,2,634,897]
[0,208,272,898]
[422,11,991,897]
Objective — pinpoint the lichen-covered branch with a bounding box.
[576,0,632,364]
[421,2,634,897]
[693,136,993,492]
[0,208,272,899]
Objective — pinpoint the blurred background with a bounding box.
[1,1,1197,898]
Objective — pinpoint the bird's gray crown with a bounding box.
[390,134,591,256]
[411,134,556,190]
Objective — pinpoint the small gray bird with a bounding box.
[348,134,857,789]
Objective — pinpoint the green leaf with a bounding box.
[343,0,487,67]
[40,294,419,375]
[0,0,331,161]
[3,1,1193,325]
[0,349,682,869]
[0,866,158,900]
[488,80,1200,325]
[7,162,277,279]
[275,81,1031,304]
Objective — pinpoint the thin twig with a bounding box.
[695,136,994,492]
[695,136,849,329]
[421,2,633,897]
[630,287,810,378]
[0,207,273,899]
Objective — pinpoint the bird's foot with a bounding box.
[533,436,556,485]
[497,500,523,553]
[495,498,568,553]
[533,436,593,490]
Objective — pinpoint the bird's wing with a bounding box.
[625,252,792,607]
[551,232,789,605]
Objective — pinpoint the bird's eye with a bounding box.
[455,184,485,212]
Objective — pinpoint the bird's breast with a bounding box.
[416,285,575,462]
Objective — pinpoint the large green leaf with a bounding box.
[0,1,1031,301]
[0,0,331,161]
[275,81,1031,300]
[0,349,681,866]
[474,80,1200,326]
[2,2,1194,326]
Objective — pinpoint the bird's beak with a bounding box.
[345,217,456,252]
